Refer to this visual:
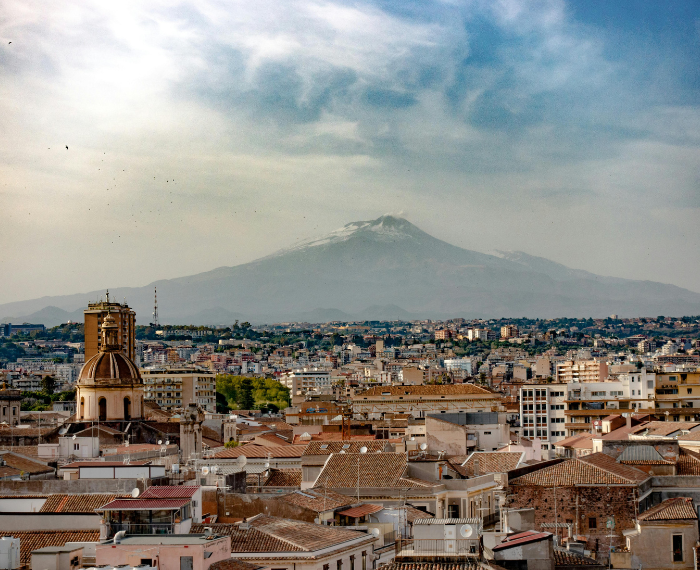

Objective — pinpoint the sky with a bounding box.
[1,0,699,304]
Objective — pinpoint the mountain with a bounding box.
[2,215,700,325]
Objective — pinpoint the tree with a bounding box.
[224,440,240,449]
[216,392,230,414]
[41,375,56,395]
[240,378,254,410]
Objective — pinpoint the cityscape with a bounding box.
[3,1,700,570]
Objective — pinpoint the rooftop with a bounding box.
[460,452,524,475]
[213,444,307,459]
[638,497,697,521]
[360,385,493,397]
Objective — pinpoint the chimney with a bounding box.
[626,414,632,428]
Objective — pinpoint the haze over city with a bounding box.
[2,0,700,305]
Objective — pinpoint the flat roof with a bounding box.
[32,546,84,554]
[102,534,224,545]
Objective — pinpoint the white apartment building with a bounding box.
[141,366,217,412]
[519,384,567,459]
[555,360,609,383]
[282,368,331,396]
[444,358,473,375]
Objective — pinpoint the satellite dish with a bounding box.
[264,462,270,469]
[460,524,473,538]
[165,440,170,445]
[131,488,140,498]
[211,465,219,474]
[360,446,368,454]
[410,437,415,442]
[420,443,428,451]
[158,440,163,445]
[371,528,380,536]
[201,466,210,476]
[72,434,76,440]
[237,456,247,469]
[340,450,346,454]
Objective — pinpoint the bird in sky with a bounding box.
[65,145,68,149]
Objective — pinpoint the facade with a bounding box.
[555,360,609,383]
[500,325,519,339]
[141,366,216,412]
[425,412,509,453]
[0,387,22,427]
[76,313,144,422]
[444,359,473,375]
[282,369,332,396]
[84,294,136,361]
[519,384,566,457]
[353,385,502,420]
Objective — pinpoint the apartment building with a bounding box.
[555,359,609,383]
[281,368,331,396]
[84,297,136,361]
[564,371,656,437]
[654,371,700,422]
[500,324,519,339]
[519,384,567,458]
[141,366,216,412]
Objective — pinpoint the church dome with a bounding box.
[78,350,141,383]
[78,311,141,385]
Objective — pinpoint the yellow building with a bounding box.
[76,313,144,422]
[84,292,136,361]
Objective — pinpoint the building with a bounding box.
[622,497,698,570]
[76,313,144,422]
[500,325,519,339]
[141,366,216,412]
[0,323,46,337]
[282,369,331,396]
[425,412,509,453]
[353,385,502,420]
[555,360,609,383]
[190,515,378,570]
[96,532,230,570]
[0,386,22,427]
[519,384,567,458]
[84,293,136,361]
[444,359,473,375]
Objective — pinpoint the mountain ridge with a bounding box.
[2,215,699,325]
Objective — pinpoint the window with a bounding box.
[589,517,597,529]
[362,552,367,570]
[591,391,606,397]
[688,388,692,394]
[323,565,330,570]
[337,560,343,570]
[673,535,683,562]
[648,380,654,389]
[350,556,355,570]
[73,443,79,451]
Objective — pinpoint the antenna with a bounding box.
[152,287,159,327]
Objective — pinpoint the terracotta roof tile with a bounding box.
[405,505,434,522]
[213,444,307,459]
[276,488,354,513]
[192,516,373,552]
[554,549,601,566]
[39,494,126,513]
[638,498,697,521]
[0,452,52,475]
[264,469,301,487]
[510,453,648,487]
[314,453,410,488]
[377,563,478,570]
[303,441,389,456]
[337,504,383,518]
[208,559,264,570]
[0,530,100,567]
[461,452,524,475]
[677,448,700,475]
[140,486,200,498]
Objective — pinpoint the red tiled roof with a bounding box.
[461,452,524,475]
[553,549,601,566]
[209,560,264,570]
[0,530,100,567]
[638,498,697,521]
[510,453,648,486]
[141,485,200,498]
[39,494,126,513]
[96,498,191,510]
[315,453,410,488]
[192,516,374,552]
[276,488,354,513]
[554,433,594,449]
[677,448,700,475]
[492,531,551,551]
[264,469,301,487]
[338,504,384,518]
[0,452,52,475]
[213,444,307,459]
[303,441,390,456]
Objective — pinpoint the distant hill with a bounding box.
[2,215,700,325]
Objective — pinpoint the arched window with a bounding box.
[124,397,131,421]
[98,398,107,422]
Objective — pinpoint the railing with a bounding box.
[396,538,479,557]
[107,522,174,535]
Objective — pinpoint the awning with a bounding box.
[96,498,190,511]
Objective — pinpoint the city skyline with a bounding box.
[2,1,700,304]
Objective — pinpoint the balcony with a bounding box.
[396,539,479,558]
